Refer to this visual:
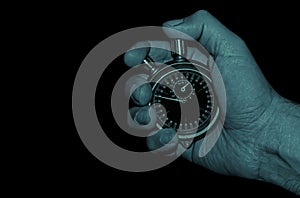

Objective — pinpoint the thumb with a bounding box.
[162,10,250,57]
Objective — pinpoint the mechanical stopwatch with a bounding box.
[141,39,220,148]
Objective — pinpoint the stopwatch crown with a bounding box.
[171,39,187,62]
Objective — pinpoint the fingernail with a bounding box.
[159,129,176,144]
[134,106,151,125]
[124,47,150,67]
[131,83,152,106]
[163,19,184,27]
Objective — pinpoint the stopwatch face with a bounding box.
[150,62,216,139]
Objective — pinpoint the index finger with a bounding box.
[124,41,172,68]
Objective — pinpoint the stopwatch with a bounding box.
[142,39,219,148]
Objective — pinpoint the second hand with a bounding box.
[155,95,187,103]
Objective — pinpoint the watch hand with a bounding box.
[155,95,186,102]
[181,82,191,92]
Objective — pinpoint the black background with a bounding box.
[66,0,299,197]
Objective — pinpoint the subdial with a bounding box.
[173,80,194,100]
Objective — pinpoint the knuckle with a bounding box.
[283,177,300,195]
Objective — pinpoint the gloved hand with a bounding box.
[124,10,300,195]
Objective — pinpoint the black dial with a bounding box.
[150,62,217,141]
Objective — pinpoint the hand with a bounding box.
[124,10,300,195]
